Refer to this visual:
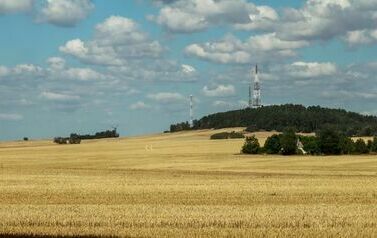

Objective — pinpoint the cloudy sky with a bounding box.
[0,0,376,140]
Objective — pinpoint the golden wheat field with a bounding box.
[0,128,376,237]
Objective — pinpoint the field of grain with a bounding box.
[0,129,376,237]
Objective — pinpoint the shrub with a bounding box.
[339,136,355,155]
[242,136,261,154]
[371,137,377,153]
[228,131,245,139]
[210,132,229,140]
[264,134,281,154]
[300,136,321,155]
[354,139,369,154]
[246,125,258,133]
[318,127,342,155]
[23,137,29,141]
[280,128,297,155]
[211,131,245,140]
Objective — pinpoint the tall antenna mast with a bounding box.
[248,79,252,108]
[189,95,194,127]
[252,64,261,108]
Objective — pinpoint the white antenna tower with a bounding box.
[189,95,194,127]
[252,65,261,108]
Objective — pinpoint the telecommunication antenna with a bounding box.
[189,95,194,128]
[252,65,261,108]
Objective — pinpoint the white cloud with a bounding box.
[185,34,307,64]
[0,113,23,121]
[0,66,9,78]
[277,0,377,42]
[59,39,89,59]
[60,16,163,65]
[95,16,147,45]
[234,5,278,31]
[62,68,105,81]
[344,29,377,46]
[130,101,151,110]
[203,84,235,97]
[147,92,185,104]
[40,91,80,101]
[0,0,33,14]
[150,0,275,33]
[213,100,247,109]
[39,0,94,27]
[12,64,43,75]
[287,62,338,78]
[47,57,66,70]
[181,64,196,74]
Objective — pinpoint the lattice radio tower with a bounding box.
[189,95,194,127]
[249,65,261,108]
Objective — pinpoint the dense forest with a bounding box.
[170,104,377,136]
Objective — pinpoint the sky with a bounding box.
[0,0,376,140]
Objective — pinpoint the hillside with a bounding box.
[170,104,377,136]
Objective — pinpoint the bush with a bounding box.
[23,137,29,141]
[318,127,342,155]
[280,128,297,155]
[339,136,355,155]
[210,131,244,140]
[246,124,258,132]
[264,134,281,154]
[354,139,369,154]
[371,137,377,153]
[300,136,321,155]
[242,136,261,154]
[228,131,245,139]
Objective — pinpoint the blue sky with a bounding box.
[0,0,376,140]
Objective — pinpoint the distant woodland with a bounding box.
[170,104,377,136]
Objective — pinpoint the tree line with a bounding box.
[53,129,119,144]
[242,127,377,155]
[169,104,377,136]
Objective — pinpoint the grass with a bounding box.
[0,129,376,237]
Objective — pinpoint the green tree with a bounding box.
[280,128,297,155]
[242,136,261,154]
[339,136,355,155]
[371,137,377,153]
[264,134,281,154]
[300,136,321,155]
[318,127,342,155]
[354,139,369,154]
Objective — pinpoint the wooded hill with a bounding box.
[170,104,377,136]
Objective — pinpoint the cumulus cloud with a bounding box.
[149,0,277,33]
[60,16,163,65]
[203,84,235,97]
[0,113,23,121]
[344,29,377,47]
[152,0,377,48]
[185,34,308,64]
[47,57,66,70]
[276,0,377,42]
[0,0,33,14]
[181,64,196,74]
[40,91,80,101]
[130,101,151,110]
[39,0,94,27]
[12,64,43,75]
[287,62,338,78]
[213,100,248,109]
[147,92,185,104]
[0,66,9,78]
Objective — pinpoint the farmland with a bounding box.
[0,129,376,237]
